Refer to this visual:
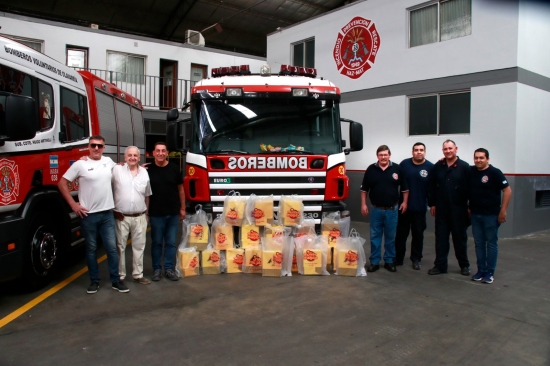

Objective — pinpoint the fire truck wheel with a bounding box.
[22,213,58,289]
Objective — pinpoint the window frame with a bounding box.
[66,45,89,69]
[408,0,472,48]
[291,38,315,68]
[408,89,471,136]
[59,86,90,143]
[106,51,147,84]
[1,34,44,52]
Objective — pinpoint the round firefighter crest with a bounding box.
[392,173,398,180]
[0,159,20,205]
[482,175,489,183]
[420,169,428,178]
[333,16,381,79]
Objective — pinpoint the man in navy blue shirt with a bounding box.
[361,145,409,273]
[395,143,434,270]
[469,148,512,284]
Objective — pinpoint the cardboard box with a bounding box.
[244,248,262,274]
[189,224,209,251]
[214,224,233,250]
[241,224,260,248]
[226,248,244,273]
[262,250,283,277]
[337,249,359,277]
[178,251,199,277]
[253,199,273,226]
[202,249,221,275]
[303,249,323,275]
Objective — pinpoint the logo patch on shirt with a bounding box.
[503,180,507,184]
[420,170,428,178]
[481,175,489,183]
[392,173,398,180]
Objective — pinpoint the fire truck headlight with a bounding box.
[226,88,243,97]
[292,88,308,97]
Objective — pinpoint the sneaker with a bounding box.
[482,273,494,284]
[112,281,130,293]
[460,267,471,276]
[165,269,179,281]
[471,270,485,281]
[87,281,99,294]
[133,277,151,285]
[151,269,162,281]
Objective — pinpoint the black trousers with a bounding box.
[434,207,470,272]
[395,210,427,263]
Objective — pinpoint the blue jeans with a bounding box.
[150,214,179,271]
[80,210,120,283]
[471,214,500,274]
[369,206,398,265]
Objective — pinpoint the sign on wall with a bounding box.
[333,16,380,79]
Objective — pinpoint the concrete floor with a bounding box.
[1,221,549,365]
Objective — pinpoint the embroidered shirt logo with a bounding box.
[420,170,428,178]
[392,173,398,180]
[481,175,489,183]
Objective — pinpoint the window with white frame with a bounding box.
[2,34,44,52]
[107,51,145,84]
[409,0,471,48]
[292,38,315,68]
[409,91,470,135]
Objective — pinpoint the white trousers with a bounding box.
[116,214,147,280]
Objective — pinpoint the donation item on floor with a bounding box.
[335,229,367,277]
[187,205,210,251]
[243,248,263,274]
[223,190,246,226]
[226,248,245,274]
[176,247,200,278]
[247,194,274,226]
[261,226,293,277]
[202,248,222,275]
[295,235,330,276]
[322,211,351,270]
[240,219,261,249]
[279,195,303,226]
[212,217,234,250]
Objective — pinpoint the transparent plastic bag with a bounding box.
[278,195,303,226]
[225,248,245,274]
[240,218,261,249]
[334,228,367,277]
[294,219,316,239]
[187,205,210,251]
[176,246,200,278]
[211,216,234,250]
[261,226,292,277]
[247,194,274,226]
[242,247,262,274]
[322,212,351,271]
[295,235,330,276]
[223,190,246,226]
[201,244,222,275]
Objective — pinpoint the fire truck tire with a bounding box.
[22,212,58,289]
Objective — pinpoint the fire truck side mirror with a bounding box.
[166,118,191,153]
[167,108,179,122]
[0,93,37,145]
[349,121,363,152]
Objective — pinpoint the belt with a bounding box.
[373,204,397,210]
[115,211,146,218]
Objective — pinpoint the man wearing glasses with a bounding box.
[59,136,129,294]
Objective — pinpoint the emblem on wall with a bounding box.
[0,159,20,205]
[333,16,380,79]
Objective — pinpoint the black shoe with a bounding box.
[366,264,380,272]
[384,263,397,272]
[395,261,404,266]
[112,281,130,293]
[460,267,471,276]
[428,266,445,275]
[412,261,421,270]
[165,269,179,281]
[87,281,99,294]
[151,269,161,281]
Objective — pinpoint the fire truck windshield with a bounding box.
[191,98,342,155]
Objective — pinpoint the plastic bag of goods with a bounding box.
[243,247,263,274]
[187,205,210,251]
[322,212,350,270]
[334,229,367,277]
[261,226,293,277]
[201,245,222,275]
[278,195,303,226]
[295,235,330,276]
[223,190,246,226]
[240,218,261,249]
[176,246,200,278]
[225,248,245,274]
[247,194,274,226]
[212,216,234,250]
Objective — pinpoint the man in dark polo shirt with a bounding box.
[427,139,471,276]
[469,148,512,284]
[395,142,434,270]
[361,145,409,272]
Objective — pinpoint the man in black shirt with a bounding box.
[427,139,471,276]
[147,142,186,282]
[469,148,511,284]
[361,145,409,273]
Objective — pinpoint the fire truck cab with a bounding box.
[167,64,362,224]
[0,36,145,288]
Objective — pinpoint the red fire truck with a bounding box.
[167,64,362,223]
[0,36,145,288]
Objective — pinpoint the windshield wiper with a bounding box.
[206,149,250,155]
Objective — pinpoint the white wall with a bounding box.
[518,0,550,78]
[268,0,520,93]
[0,14,265,88]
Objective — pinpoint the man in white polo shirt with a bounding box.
[59,135,129,294]
[112,146,152,285]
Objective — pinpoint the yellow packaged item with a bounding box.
[265,225,284,239]
[291,249,299,273]
[178,250,199,277]
[241,222,260,249]
[201,249,222,275]
[244,248,263,274]
[214,222,234,250]
[262,250,283,277]
[225,196,246,226]
[226,248,245,273]
[253,197,274,226]
[303,249,323,275]
[189,224,209,251]
[322,225,342,248]
[338,249,359,277]
[280,196,303,226]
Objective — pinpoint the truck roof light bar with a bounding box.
[279,65,317,78]
[240,65,251,75]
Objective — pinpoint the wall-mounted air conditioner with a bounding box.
[185,30,205,46]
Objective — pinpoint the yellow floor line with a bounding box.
[0,227,150,329]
